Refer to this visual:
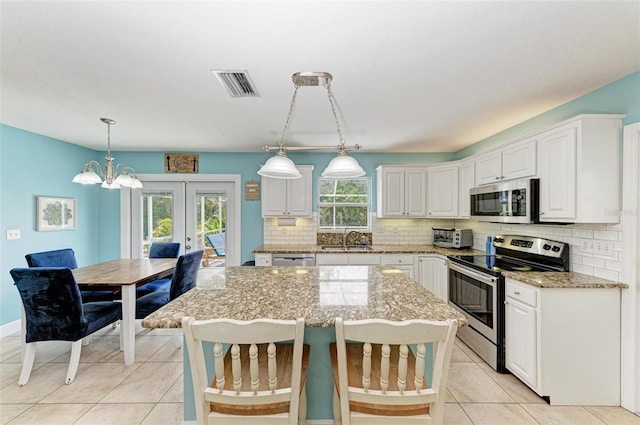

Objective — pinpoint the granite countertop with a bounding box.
[501,270,628,289]
[253,244,626,289]
[253,243,481,256]
[141,265,468,329]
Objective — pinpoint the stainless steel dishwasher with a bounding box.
[272,253,316,266]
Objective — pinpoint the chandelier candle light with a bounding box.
[72,118,143,189]
[258,72,365,179]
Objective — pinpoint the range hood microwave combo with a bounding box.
[470,178,540,224]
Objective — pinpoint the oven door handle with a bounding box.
[447,262,498,285]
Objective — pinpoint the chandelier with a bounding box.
[258,72,365,179]
[72,118,143,189]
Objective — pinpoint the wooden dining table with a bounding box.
[72,258,177,365]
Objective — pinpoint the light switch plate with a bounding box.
[6,229,21,240]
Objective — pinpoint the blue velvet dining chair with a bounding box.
[148,242,181,259]
[136,250,203,347]
[25,248,120,303]
[10,267,121,385]
[136,249,203,317]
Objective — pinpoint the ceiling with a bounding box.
[1,1,638,153]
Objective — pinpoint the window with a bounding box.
[318,178,370,230]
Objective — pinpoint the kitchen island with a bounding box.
[142,265,467,421]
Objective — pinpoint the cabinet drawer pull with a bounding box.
[514,291,521,295]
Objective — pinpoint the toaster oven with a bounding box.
[432,228,473,249]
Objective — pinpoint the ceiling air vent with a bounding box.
[212,70,260,97]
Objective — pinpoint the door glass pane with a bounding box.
[142,191,174,258]
[196,191,227,267]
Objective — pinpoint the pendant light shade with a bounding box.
[258,150,302,179]
[322,151,366,178]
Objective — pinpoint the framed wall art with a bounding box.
[37,196,77,231]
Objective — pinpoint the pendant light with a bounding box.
[259,72,365,179]
[72,118,143,189]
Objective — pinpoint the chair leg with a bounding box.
[18,343,36,386]
[66,340,83,384]
[298,382,307,425]
[332,384,342,425]
[20,305,26,364]
[172,329,182,349]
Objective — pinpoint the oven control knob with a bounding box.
[552,246,561,252]
[543,244,551,250]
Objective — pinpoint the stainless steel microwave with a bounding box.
[470,179,539,223]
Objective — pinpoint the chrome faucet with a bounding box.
[343,228,358,249]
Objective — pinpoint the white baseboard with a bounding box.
[0,320,20,338]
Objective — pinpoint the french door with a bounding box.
[122,177,240,267]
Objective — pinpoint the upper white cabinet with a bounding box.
[458,159,475,218]
[261,165,313,218]
[475,138,537,185]
[537,115,623,223]
[376,166,427,218]
[427,164,459,218]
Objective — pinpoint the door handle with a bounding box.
[186,245,191,250]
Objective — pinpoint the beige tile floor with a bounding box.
[1,327,639,425]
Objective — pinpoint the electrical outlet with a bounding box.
[6,229,21,240]
[581,239,614,257]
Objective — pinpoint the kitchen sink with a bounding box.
[320,246,373,252]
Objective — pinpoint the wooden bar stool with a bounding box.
[183,317,310,425]
[330,318,458,425]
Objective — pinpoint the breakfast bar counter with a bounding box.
[142,265,466,421]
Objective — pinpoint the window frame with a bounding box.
[317,177,371,231]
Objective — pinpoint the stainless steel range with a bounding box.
[446,235,569,372]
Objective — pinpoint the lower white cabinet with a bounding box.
[381,254,415,278]
[504,282,537,389]
[254,253,272,266]
[316,254,381,266]
[504,278,621,405]
[417,255,448,301]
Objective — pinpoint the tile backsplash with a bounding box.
[262,214,624,282]
[462,219,624,282]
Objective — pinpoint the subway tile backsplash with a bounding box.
[262,215,624,282]
[460,219,624,282]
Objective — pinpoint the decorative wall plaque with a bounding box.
[245,180,260,200]
[164,153,199,173]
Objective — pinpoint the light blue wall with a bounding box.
[2,71,639,327]
[455,71,640,159]
[0,125,101,325]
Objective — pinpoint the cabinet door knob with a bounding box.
[495,177,500,180]
[514,291,520,295]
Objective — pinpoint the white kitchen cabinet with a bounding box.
[537,115,623,223]
[458,159,475,218]
[261,165,313,217]
[417,255,447,301]
[254,253,272,266]
[475,138,537,185]
[316,254,381,266]
[427,164,459,218]
[504,278,621,405]
[376,166,427,218]
[381,254,415,278]
[505,281,538,389]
